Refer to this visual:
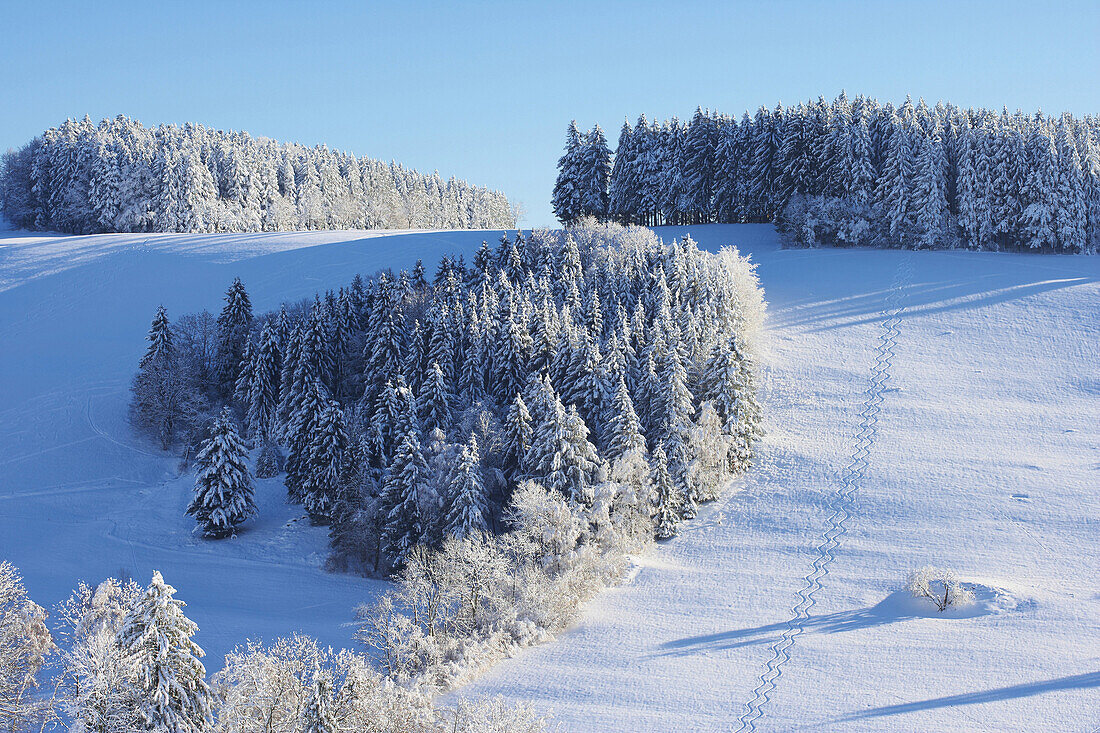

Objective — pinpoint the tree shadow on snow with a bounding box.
[652,592,920,658]
[833,671,1100,721]
[773,273,1096,333]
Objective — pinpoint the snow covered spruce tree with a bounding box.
[0,115,515,234]
[215,277,254,399]
[187,407,257,538]
[130,305,203,450]
[560,94,1100,253]
[444,434,489,539]
[116,571,212,733]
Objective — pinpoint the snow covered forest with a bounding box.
[128,220,764,688]
[0,116,515,234]
[553,93,1100,253]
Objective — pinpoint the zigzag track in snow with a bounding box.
[734,255,913,733]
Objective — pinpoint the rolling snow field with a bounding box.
[1,224,1098,731]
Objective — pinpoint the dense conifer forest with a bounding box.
[553,93,1100,253]
[0,116,515,234]
[125,220,765,687]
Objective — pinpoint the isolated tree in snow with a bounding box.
[116,571,212,733]
[187,407,256,538]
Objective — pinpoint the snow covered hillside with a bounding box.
[0,227,512,662]
[1,224,1097,731]
[451,224,1100,731]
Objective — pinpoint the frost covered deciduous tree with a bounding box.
[0,561,54,731]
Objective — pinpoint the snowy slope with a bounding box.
[0,227,513,663]
[450,225,1100,732]
[1,225,1098,731]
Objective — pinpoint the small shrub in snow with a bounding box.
[907,566,975,612]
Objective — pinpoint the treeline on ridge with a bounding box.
[552,92,1100,253]
[0,115,515,234]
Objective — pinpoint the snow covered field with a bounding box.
[1,224,1098,730]
[452,225,1100,731]
[0,227,507,662]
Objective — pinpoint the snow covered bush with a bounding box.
[212,635,437,733]
[38,569,546,732]
[907,566,975,612]
[0,562,55,731]
[775,194,883,249]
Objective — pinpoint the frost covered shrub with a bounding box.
[212,635,437,733]
[0,561,55,731]
[907,566,975,612]
[776,194,883,249]
[355,477,668,690]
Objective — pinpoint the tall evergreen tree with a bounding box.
[214,277,253,398]
[381,431,434,567]
[117,572,212,733]
[552,121,585,225]
[651,444,681,540]
[187,407,257,538]
[131,306,197,450]
[303,401,348,524]
[444,434,489,538]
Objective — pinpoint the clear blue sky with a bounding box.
[1,0,1097,227]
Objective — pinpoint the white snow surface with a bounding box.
[0,227,510,663]
[452,225,1100,731]
[1,224,1098,731]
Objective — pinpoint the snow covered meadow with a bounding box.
[1,223,1098,730]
